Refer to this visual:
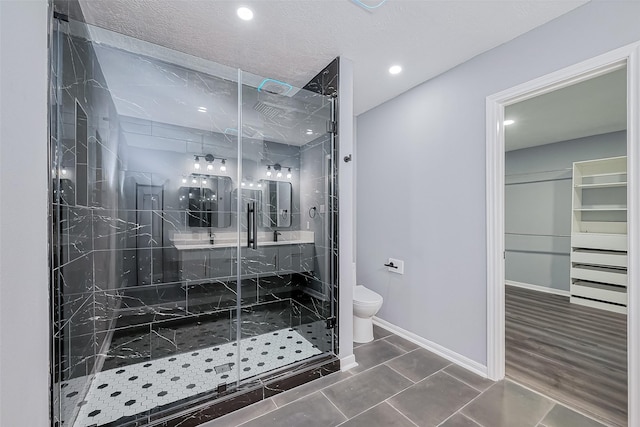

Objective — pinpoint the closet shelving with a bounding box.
[570,156,628,314]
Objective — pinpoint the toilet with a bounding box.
[353,285,384,343]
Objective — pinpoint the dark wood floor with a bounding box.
[505,285,627,427]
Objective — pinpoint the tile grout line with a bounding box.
[351,345,421,375]
[435,412,478,427]
[328,365,453,423]
[533,403,556,427]
[436,379,501,427]
[382,337,417,353]
[505,378,610,426]
[385,400,420,427]
[232,398,277,427]
[383,362,419,384]
[320,390,350,422]
[440,369,490,393]
[271,371,354,408]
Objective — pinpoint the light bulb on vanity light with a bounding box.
[266,166,272,177]
[220,159,227,172]
[207,162,214,171]
[192,178,197,184]
[182,177,187,184]
[286,168,292,179]
[276,171,282,178]
[194,156,201,170]
[202,179,207,185]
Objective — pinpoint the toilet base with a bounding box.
[353,315,374,343]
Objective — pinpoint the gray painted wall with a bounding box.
[505,131,626,292]
[0,1,49,426]
[356,1,640,365]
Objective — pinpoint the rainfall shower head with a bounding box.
[253,101,284,119]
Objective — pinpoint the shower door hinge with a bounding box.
[53,11,69,22]
[326,120,337,135]
[326,316,337,330]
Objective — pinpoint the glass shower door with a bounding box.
[235,70,336,384]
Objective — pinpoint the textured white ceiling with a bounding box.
[505,67,627,152]
[77,0,587,115]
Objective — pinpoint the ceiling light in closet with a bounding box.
[237,7,254,21]
[389,65,402,75]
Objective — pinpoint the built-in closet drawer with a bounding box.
[571,233,627,251]
[571,265,627,287]
[572,281,627,305]
[571,249,627,268]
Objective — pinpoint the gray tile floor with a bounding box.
[203,326,609,427]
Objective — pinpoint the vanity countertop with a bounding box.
[172,231,314,251]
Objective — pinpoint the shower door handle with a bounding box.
[247,202,258,249]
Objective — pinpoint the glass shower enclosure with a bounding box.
[50,16,338,427]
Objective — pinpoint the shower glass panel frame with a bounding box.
[49,16,338,427]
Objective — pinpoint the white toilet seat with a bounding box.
[353,285,382,305]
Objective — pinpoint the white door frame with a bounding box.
[486,41,640,426]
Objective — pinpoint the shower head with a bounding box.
[253,101,284,119]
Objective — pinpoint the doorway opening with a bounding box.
[486,43,640,427]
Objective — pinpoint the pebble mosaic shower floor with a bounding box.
[60,326,323,427]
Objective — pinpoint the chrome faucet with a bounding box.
[273,230,281,242]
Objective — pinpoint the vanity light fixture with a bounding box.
[194,156,201,170]
[389,65,402,75]
[265,163,291,179]
[237,6,254,21]
[220,159,227,172]
[504,119,515,126]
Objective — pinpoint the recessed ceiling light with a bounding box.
[504,119,515,126]
[389,65,402,75]
[237,6,254,21]
[198,106,207,113]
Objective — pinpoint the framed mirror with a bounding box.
[262,180,292,228]
[179,176,232,228]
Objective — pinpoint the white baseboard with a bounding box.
[340,354,358,372]
[506,280,570,297]
[373,317,488,378]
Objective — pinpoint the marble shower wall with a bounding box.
[52,21,125,382]
[51,18,128,426]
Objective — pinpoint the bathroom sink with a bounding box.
[171,231,314,250]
